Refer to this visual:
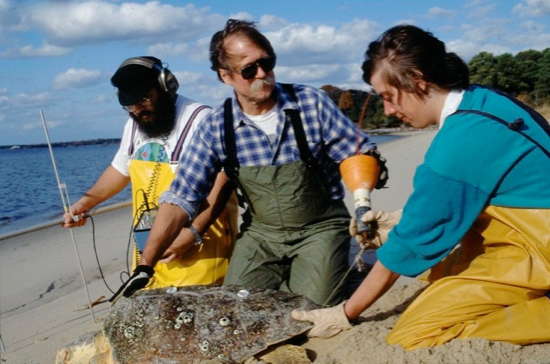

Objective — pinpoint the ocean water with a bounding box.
[0,134,399,236]
[0,143,132,236]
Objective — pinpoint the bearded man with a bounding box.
[63,56,237,290]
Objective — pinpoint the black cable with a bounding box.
[89,215,115,294]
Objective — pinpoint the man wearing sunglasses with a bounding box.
[63,56,237,294]
[120,20,387,306]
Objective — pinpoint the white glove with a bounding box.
[349,209,402,249]
[291,301,352,339]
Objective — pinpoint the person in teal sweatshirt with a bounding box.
[293,24,550,349]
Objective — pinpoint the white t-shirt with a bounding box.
[439,89,465,129]
[244,105,279,146]
[112,95,211,176]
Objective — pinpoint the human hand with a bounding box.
[349,209,402,249]
[109,265,154,303]
[291,301,352,339]
[61,202,89,228]
[160,228,196,263]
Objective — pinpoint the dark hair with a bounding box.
[209,19,275,81]
[361,25,469,98]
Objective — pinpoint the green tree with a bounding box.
[495,53,519,95]
[515,50,542,96]
[534,48,550,104]
[469,52,498,87]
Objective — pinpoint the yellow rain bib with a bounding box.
[388,206,550,349]
[129,157,236,288]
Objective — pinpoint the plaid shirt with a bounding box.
[160,83,377,219]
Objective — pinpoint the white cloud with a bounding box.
[147,42,190,57]
[268,19,378,66]
[521,20,546,32]
[96,94,111,103]
[0,42,71,58]
[446,38,513,61]
[506,31,550,52]
[259,15,288,29]
[21,118,62,131]
[277,64,343,83]
[465,2,498,19]
[28,1,223,46]
[228,12,254,22]
[0,0,26,35]
[460,20,509,43]
[172,71,202,85]
[514,0,550,17]
[0,92,52,108]
[52,68,104,90]
[427,7,456,19]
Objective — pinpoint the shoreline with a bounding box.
[0,200,132,242]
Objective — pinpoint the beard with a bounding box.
[130,92,176,138]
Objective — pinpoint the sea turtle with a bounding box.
[56,284,319,363]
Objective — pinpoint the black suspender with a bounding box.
[281,83,319,171]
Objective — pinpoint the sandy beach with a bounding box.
[2,130,549,363]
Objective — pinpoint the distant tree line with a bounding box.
[322,48,550,130]
[469,48,550,107]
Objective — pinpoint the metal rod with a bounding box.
[39,109,96,322]
[0,333,5,352]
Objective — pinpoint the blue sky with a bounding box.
[1,0,549,145]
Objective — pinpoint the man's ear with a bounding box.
[219,69,232,85]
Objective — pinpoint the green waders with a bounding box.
[222,85,351,306]
[223,160,350,306]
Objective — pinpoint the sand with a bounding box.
[1,130,549,363]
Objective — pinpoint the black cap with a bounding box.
[111,57,162,106]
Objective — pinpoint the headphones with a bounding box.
[118,56,179,95]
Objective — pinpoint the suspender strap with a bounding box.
[223,98,240,180]
[454,110,550,159]
[281,83,318,171]
[222,98,253,211]
[171,105,211,162]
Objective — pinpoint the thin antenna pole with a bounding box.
[40,109,96,322]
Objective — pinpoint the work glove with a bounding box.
[291,301,352,339]
[109,265,154,303]
[349,209,402,249]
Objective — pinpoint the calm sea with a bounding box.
[0,143,132,236]
[0,134,399,236]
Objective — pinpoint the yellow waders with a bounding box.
[387,206,550,349]
[129,158,236,288]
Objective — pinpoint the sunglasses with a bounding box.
[123,90,154,113]
[237,56,276,80]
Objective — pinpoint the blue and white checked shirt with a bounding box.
[160,83,378,219]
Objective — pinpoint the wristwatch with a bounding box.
[189,225,203,246]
